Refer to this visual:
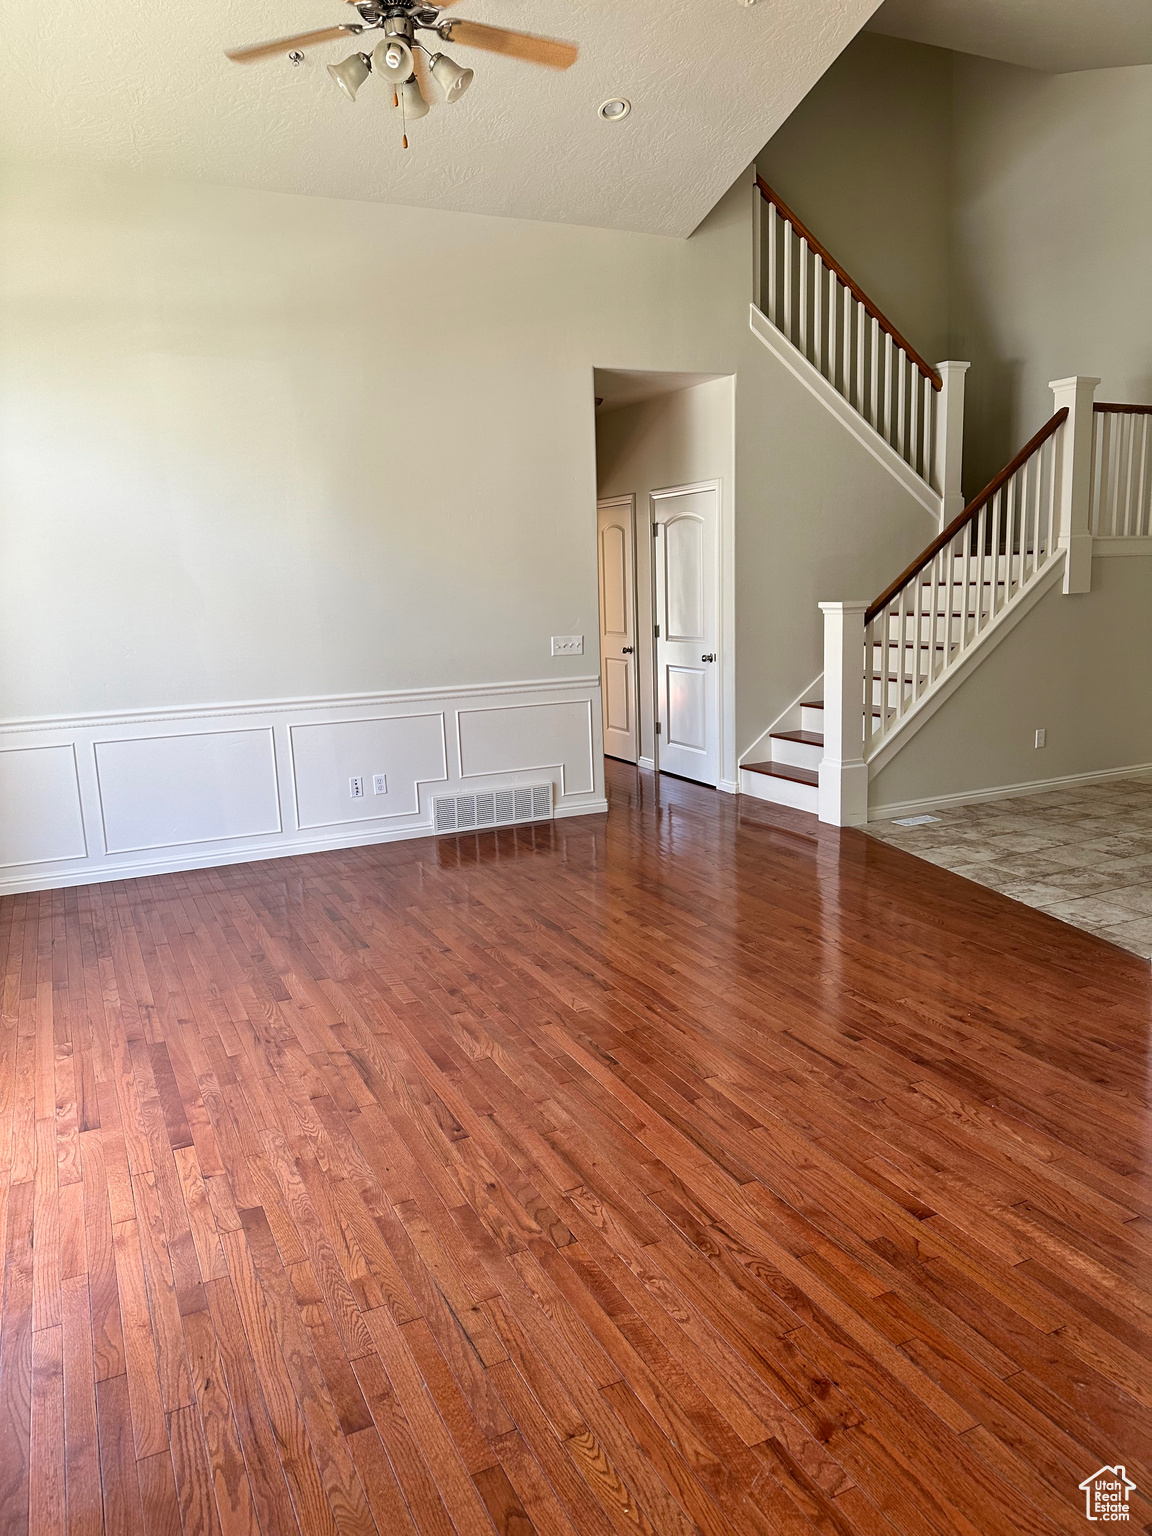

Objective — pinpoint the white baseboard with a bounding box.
[638,755,655,770]
[718,778,739,795]
[869,760,1152,823]
[0,676,604,897]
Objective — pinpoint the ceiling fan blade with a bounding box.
[444,19,578,69]
[225,25,360,63]
[412,44,434,105]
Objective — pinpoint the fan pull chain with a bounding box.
[398,84,408,150]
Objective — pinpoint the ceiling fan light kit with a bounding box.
[327,50,373,100]
[226,1,577,147]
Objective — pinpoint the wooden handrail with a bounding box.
[865,409,1068,625]
[1094,402,1152,415]
[756,177,941,391]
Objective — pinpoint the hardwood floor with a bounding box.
[1,757,1149,1536]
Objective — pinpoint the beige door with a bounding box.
[652,484,719,786]
[597,496,638,763]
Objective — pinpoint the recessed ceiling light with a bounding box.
[598,98,630,121]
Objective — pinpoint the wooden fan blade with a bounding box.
[225,25,359,63]
[445,19,577,69]
[412,44,434,105]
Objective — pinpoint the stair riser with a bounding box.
[740,768,819,814]
[799,704,824,734]
[770,737,823,772]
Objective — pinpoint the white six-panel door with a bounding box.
[652,484,720,786]
[597,496,638,763]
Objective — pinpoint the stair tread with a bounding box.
[802,700,824,709]
[770,729,824,745]
[742,762,819,787]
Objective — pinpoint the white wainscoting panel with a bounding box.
[0,677,605,895]
[458,700,595,795]
[291,714,447,829]
[95,728,281,853]
[0,744,87,868]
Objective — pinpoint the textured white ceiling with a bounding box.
[0,0,883,235]
[867,0,1152,73]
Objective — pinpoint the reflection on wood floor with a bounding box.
[0,756,1148,1535]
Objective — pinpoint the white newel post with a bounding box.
[933,361,970,528]
[1049,375,1098,594]
[817,601,870,828]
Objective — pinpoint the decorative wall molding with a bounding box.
[0,676,606,896]
[870,761,1152,823]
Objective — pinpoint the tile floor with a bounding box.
[866,775,1152,960]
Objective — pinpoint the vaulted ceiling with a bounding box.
[868,0,1152,74]
[0,0,884,236]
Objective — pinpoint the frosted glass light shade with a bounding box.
[372,36,413,83]
[395,76,430,119]
[429,52,473,103]
[327,52,371,101]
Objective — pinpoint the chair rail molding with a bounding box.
[0,675,607,896]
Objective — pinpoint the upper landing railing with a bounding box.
[756,177,948,489]
[1091,403,1152,538]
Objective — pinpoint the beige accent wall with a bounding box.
[869,554,1152,814]
[952,58,1152,489]
[757,32,954,370]
[759,39,1152,496]
[0,161,938,796]
[595,379,735,768]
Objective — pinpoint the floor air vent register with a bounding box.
[433,783,553,834]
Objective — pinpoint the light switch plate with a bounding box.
[349,776,365,799]
[1034,728,1046,748]
[551,635,584,656]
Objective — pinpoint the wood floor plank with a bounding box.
[0,763,1147,1534]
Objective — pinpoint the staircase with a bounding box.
[740,181,1152,826]
[741,701,824,811]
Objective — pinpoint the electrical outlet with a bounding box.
[373,773,387,795]
[1034,728,1047,749]
[551,635,584,656]
[349,775,365,799]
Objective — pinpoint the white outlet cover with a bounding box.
[1035,729,1047,748]
[373,773,387,795]
[551,635,584,656]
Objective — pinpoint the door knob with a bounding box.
[621,646,634,654]
[701,653,716,662]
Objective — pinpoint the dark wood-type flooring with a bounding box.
[1,758,1150,1536]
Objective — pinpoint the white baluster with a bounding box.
[783,219,793,341]
[855,303,865,413]
[767,202,778,326]
[813,253,824,376]
[869,317,880,429]
[882,332,893,446]
[799,237,809,359]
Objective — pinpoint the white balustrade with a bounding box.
[757,180,963,501]
[1090,405,1152,538]
[861,415,1065,758]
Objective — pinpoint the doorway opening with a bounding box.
[594,368,735,790]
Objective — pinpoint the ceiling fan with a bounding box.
[225,1,579,145]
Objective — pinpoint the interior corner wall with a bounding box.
[756,32,954,369]
[950,58,1152,491]
[595,378,736,773]
[869,554,1152,815]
